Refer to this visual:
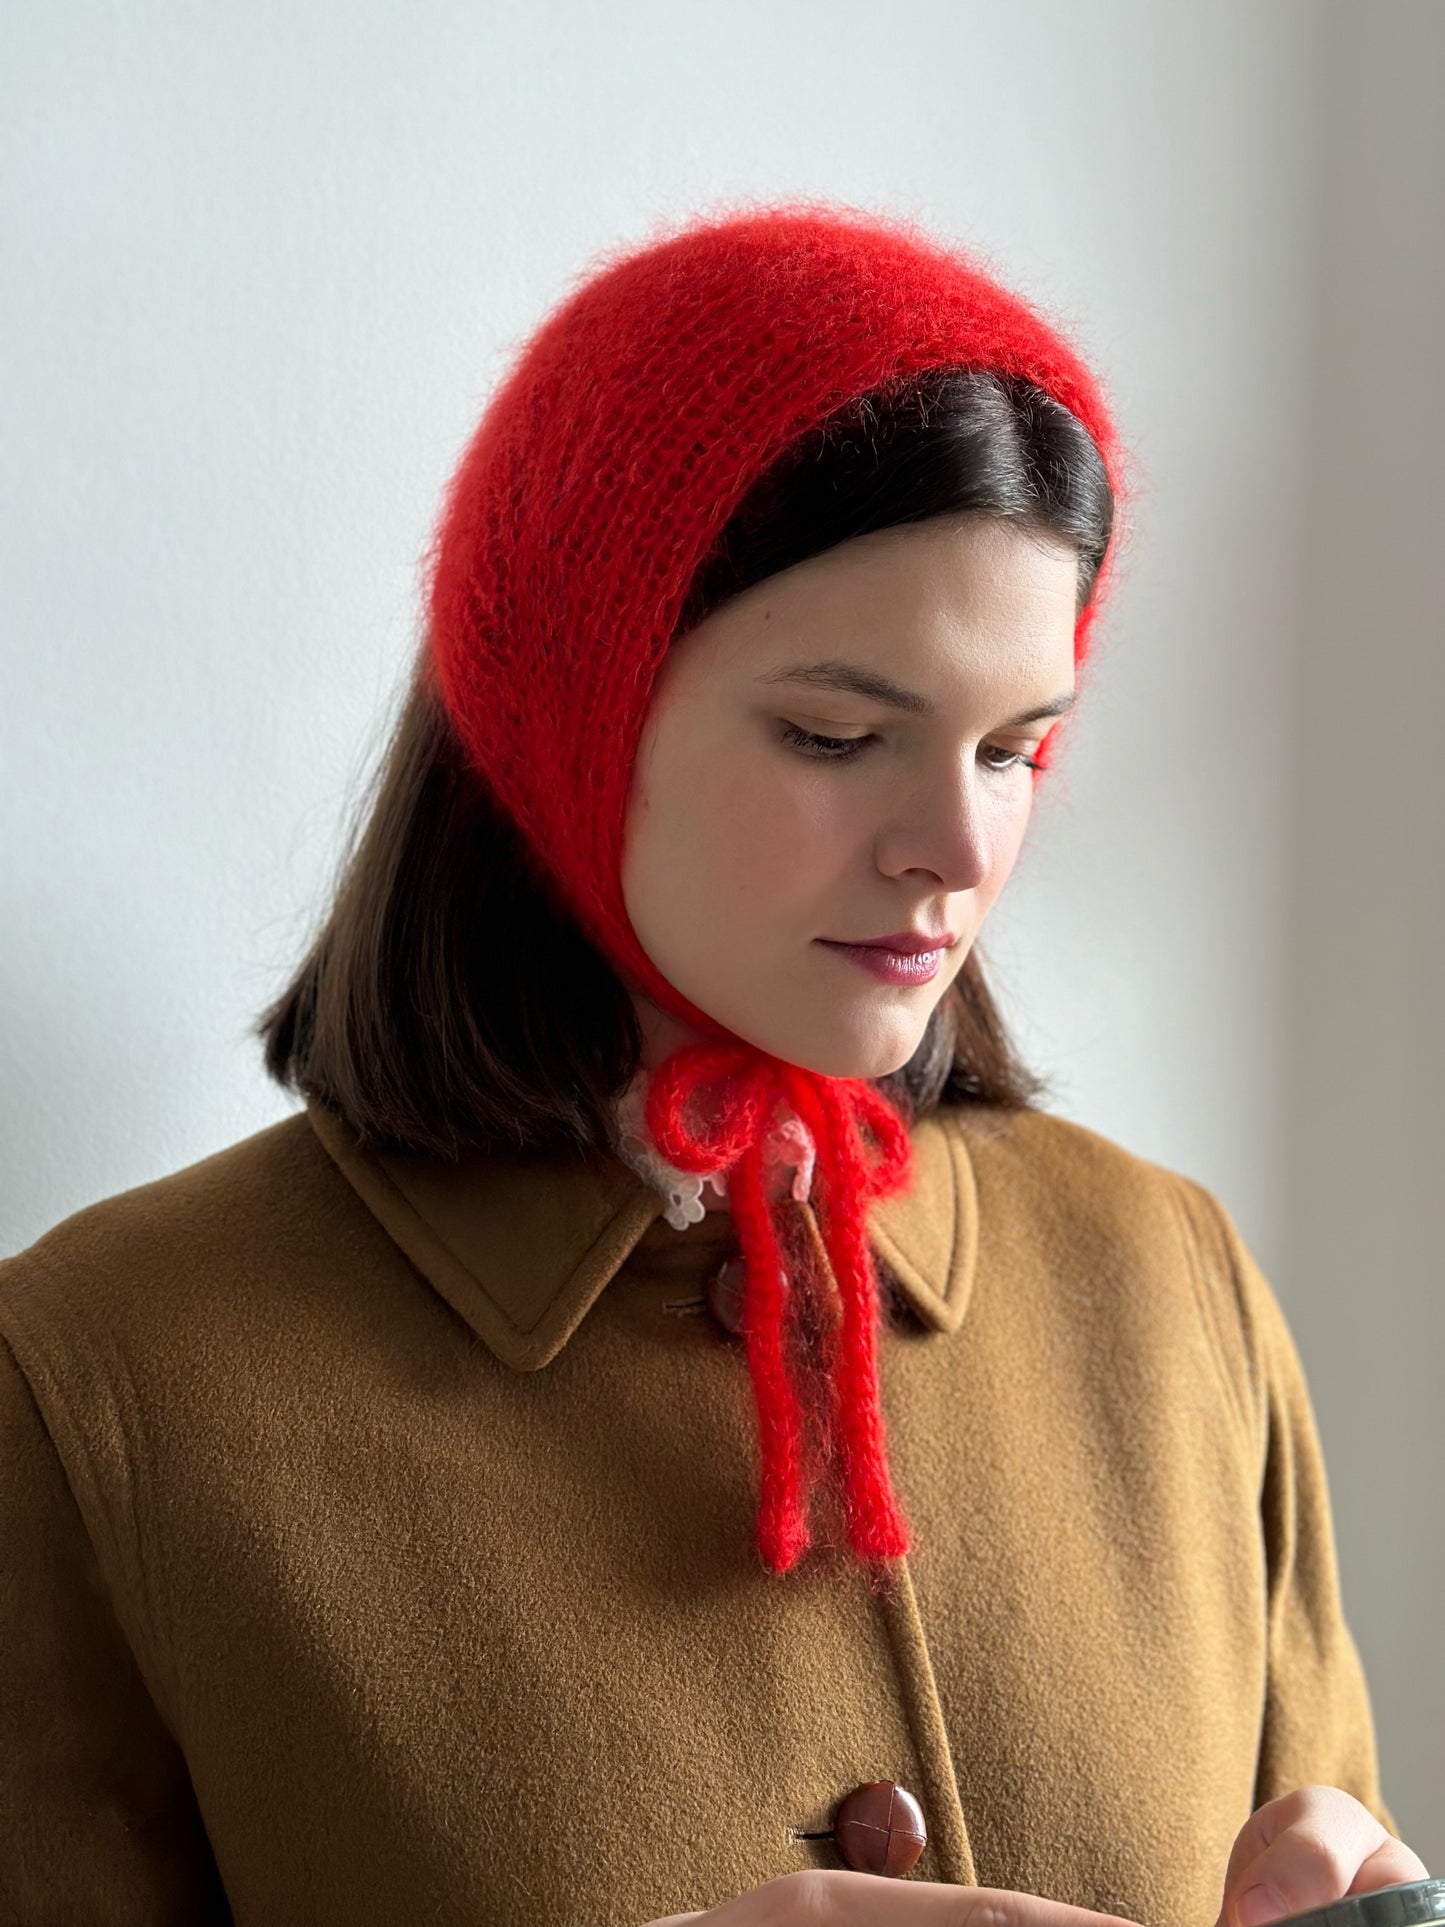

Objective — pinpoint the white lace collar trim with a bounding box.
[611,1067,817,1231]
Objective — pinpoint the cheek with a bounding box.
[978,789,1034,907]
[654,742,847,913]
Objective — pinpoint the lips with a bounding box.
[817,939,948,986]
[831,931,956,955]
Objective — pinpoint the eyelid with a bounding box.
[780,695,1050,728]
[780,716,872,740]
[782,710,872,730]
[783,712,1043,745]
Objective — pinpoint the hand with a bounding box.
[647,1870,1152,1924]
[1216,1786,1429,1927]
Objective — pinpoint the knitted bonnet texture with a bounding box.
[426,198,1125,1575]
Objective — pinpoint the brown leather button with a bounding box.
[704,1254,748,1336]
[833,1780,927,1876]
[703,1252,799,1337]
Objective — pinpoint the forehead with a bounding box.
[681,516,1079,689]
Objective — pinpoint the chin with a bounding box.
[766,1018,926,1084]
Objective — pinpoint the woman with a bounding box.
[0,202,1426,1926]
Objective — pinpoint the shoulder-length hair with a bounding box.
[259,368,1114,1160]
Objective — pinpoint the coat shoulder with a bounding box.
[0,1110,365,1360]
[0,1109,425,1564]
[939,1101,1257,1428]
[942,1098,1211,1225]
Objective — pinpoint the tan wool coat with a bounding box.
[0,1096,1395,1926]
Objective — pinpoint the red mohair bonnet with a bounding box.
[426,198,1126,1575]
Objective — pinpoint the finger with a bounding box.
[1223,1788,1401,1927]
[701,1868,1150,1923]
[1347,1839,1431,1894]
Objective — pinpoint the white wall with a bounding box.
[2,0,1439,1870]
[1282,0,1445,1872]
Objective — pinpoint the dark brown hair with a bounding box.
[259,368,1114,1161]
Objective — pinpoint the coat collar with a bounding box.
[305,1097,978,1371]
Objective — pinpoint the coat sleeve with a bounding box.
[0,1325,233,1923]
[1178,1178,1400,1840]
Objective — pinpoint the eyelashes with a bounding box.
[777,723,867,759]
[778,722,1041,775]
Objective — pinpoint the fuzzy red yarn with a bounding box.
[426,198,1127,1574]
[642,1042,917,1570]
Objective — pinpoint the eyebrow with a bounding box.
[754,659,1077,728]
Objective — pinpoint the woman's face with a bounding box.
[621,513,1080,1080]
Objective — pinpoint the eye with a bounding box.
[778,722,872,761]
[980,744,1043,775]
[780,723,1041,774]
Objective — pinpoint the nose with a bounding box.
[872,756,998,895]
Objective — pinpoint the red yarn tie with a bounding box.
[643,1041,916,1573]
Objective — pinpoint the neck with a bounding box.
[630,992,724,1078]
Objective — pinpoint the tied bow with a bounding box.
[643,1040,916,1572]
